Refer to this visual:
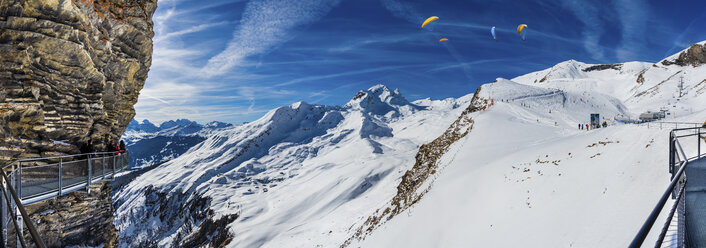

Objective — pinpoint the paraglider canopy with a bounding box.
[491,26,497,41]
[517,24,528,41]
[421,16,439,28]
[439,38,449,42]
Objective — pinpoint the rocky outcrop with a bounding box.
[582,63,623,72]
[662,43,706,67]
[23,182,118,247]
[0,0,157,162]
[0,0,156,246]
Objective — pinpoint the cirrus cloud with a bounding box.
[202,0,343,76]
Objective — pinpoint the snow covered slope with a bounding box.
[115,42,706,247]
[348,43,706,247]
[121,119,233,168]
[113,85,473,247]
[512,43,706,117]
[357,96,679,247]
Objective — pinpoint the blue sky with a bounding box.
[134,0,706,124]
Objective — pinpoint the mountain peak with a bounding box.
[127,119,159,132]
[204,121,233,129]
[160,119,200,130]
[345,84,412,116]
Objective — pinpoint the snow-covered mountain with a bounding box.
[121,119,233,168]
[349,43,706,247]
[114,42,706,247]
[113,85,473,247]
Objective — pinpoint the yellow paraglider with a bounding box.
[517,24,528,41]
[421,16,439,29]
[439,38,449,42]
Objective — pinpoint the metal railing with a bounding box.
[630,127,705,248]
[644,122,703,130]
[1,151,129,248]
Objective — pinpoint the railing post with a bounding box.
[670,133,675,177]
[15,207,22,248]
[113,155,116,178]
[58,158,63,197]
[86,155,92,194]
[102,156,106,180]
[699,128,701,159]
[9,166,16,248]
[1,171,6,248]
[16,162,21,201]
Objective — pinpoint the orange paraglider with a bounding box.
[421,16,439,28]
[439,38,449,42]
[517,24,528,41]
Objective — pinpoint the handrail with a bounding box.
[629,159,687,248]
[3,152,118,169]
[630,126,704,247]
[0,169,45,248]
[1,151,129,247]
[655,182,686,246]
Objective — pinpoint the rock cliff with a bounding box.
[0,0,157,246]
[0,0,156,161]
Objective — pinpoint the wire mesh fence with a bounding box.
[0,151,130,247]
[11,152,130,202]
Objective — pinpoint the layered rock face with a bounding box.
[662,43,706,67]
[0,0,156,246]
[24,182,118,247]
[0,0,157,161]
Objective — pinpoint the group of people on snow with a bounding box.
[578,121,608,130]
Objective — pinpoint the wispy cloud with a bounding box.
[379,0,424,23]
[155,21,233,42]
[202,0,343,76]
[273,64,433,87]
[425,58,515,73]
[662,8,705,57]
[560,0,606,60]
[613,0,649,61]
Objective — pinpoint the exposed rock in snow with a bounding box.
[662,43,706,67]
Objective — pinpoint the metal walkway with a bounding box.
[1,151,130,248]
[631,126,705,248]
[685,157,706,247]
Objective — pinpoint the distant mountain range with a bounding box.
[122,119,234,168]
